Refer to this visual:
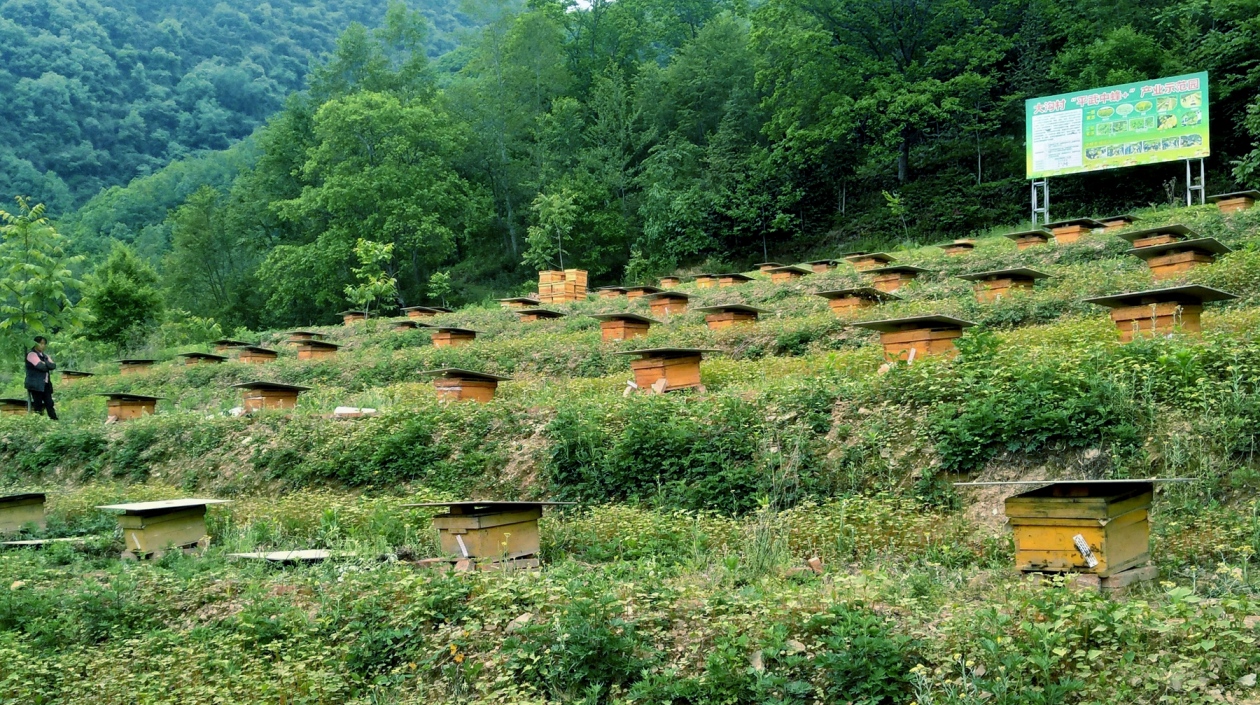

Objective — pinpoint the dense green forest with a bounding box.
[0,0,475,213]
[5,0,1260,342]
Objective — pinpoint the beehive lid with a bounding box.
[1207,190,1260,202]
[844,252,895,263]
[237,346,279,355]
[956,267,1051,282]
[804,259,841,266]
[516,308,566,319]
[420,368,511,382]
[499,296,544,303]
[589,312,660,324]
[0,492,44,503]
[61,370,94,377]
[404,500,576,512]
[624,285,664,294]
[96,393,163,402]
[297,339,342,350]
[231,381,312,392]
[401,305,451,313]
[392,319,431,328]
[1113,223,1198,243]
[1044,217,1105,229]
[815,287,902,301]
[211,339,250,347]
[1083,285,1238,308]
[1002,229,1051,241]
[865,264,933,275]
[287,330,324,337]
[694,273,720,279]
[849,315,976,333]
[936,239,976,248]
[432,326,479,334]
[1100,213,1140,224]
[718,273,755,281]
[764,265,814,275]
[97,498,231,515]
[0,397,29,408]
[613,347,721,359]
[1124,238,1232,260]
[177,352,229,361]
[337,310,369,316]
[645,291,691,300]
[116,358,158,365]
[694,304,769,314]
[753,262,786,268]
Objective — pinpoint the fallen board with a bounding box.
[228,549,351,563]
[1,537,87,548]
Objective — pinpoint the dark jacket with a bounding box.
[24,349,55,392]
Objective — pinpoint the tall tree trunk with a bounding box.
[897,130,910,183]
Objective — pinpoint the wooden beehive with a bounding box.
[590,313,656,341]
[431,327,477,348]
[59,370,94,385]
[1085,285,1238,342]
[624,285,663,300]
[694,274,719,289]
[339,310,369,325]
[815,288,900,316]
[232,381,310,412]
[957,268,1050,304]
[696,304,765,330]
[938,240,976,256]
[805,259,839,273]
[211,339,250,353]
[1208,190,1260,214]
[866,265,930,293]
[1005,482,1152,577]
[616,348,718,392]
[1099,214,1139,232]
[1003,229,1052,250]
[0,493,45,533]
[287,330,324,342]
[296,340,341,360]
[517,308,565,323]
[99,393,160,422]
[1045,218,1104,245]
[659,276,682,289]
[1114,224,1197,249]
[423,368,509,403]
[499,297,542,309]
[408,501,573,560]
[843,252,895,271]
[766,265,812,283]
[117,359,157,375]
[236,346,279,364]
[754,262,786,273]
[402,306,447,319]
[1127,239,1231,281]
[393,319,429,332]
[537,269,588,304]
[97,499,230,559]
[647,292,690,317]
[595,288,626,300]
[852,315,975,361]
[718,273,754,288]
[0,398,28,416]
[178,352,227,366]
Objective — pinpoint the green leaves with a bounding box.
[0,197,87,357]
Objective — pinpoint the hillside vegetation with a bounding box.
[2,207,1260,703]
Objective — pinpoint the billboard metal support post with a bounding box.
[1185,159,1205,207]
[1031,179,1050,226]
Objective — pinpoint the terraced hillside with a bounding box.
[2,204,1260,703]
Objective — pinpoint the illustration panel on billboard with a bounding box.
[1026,72,1209,179]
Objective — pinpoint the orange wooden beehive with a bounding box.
[339,310,369,325]
[287,330,324,342]
[0,398,28,416]
[843,252,896,271]
[805,259,840,273]
[659,276,682,289]
[590,313,658,341]
[177,352,228,366]
[815,287,900,315]
[211,339,250,353]
[1207,190,1260,214]
[232,381,310,413]
[693,274,719,289]
[431,326,478,348]
[1003,229,1052,250]
[623,285,663,300]
[98,393,161,422]
[615,347,718,393]
[117,359,157,376]
[1126,239,1231,281]
[59,370,94,385]
[851,315,975,361]
[516,308,566,323]
[594,287,626,300]
[1084,285,1237,342]
[695,304,766,330]
[1045,217,1104,245]
[718,273,754,288]
[537,269,588,304]
[646,291,691,317]
[765,265,813,283]
[236,346,279,364]
[937,239,976,256]
[754,262,786,273]
[1099,214,1140,232]
[957,268,1050,303]
[865,264,931,293]
[295,340,341,360]
[1114,224,1198,249]
[498,297,542,309]
[402,306,450,319]
[422,368,510,404]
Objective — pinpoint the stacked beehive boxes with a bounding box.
[537,269,588,304]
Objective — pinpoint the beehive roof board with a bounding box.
[764,265,814,275]
[231,381,313,392]
[815,287,903,302]
[402,305,452,313]
[694,304,769,314]
[614,347,721,359]
[499,296,544,303]
[589,312,661,324]
[954,478,1195,487]
[116,358,158,365]
[1083,285,1239,309]
[337,310,369,316]
[405,500,576,512]
[419,368,512,382]
[804,259,841,266]
[956,268,1052,282]
[753,262,786,268]
[0,398,29,409]
[288,330,324,337]
[61,370,94,377]
[177,352,229,362]
[97,393,163,402]
[1002,229,1052,241]
[865,264,933,275]
[849,315,976,334]
[1100,214,1140,225]
[1206,190,1260,202]
[718,273,755,281]
[645,291,691,300]
[393,319,431,329]
[296,340,342,350]
[1044,217,1105,229]
[516,308,566,319]
[625,285,664,293]
[1113,224,1199,244]
[1124,238,1233,260]
[211,339,250,347]
[844,252,896,263]
[432,326,480,334]
[97,498,231,515]
[237,346,279,355]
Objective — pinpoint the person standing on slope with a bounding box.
[24,335,58,420]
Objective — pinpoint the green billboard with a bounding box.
[1025,72,1209,179]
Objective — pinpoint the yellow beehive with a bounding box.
[0,398,28,416]
[407,501,573,560]
[97,499,231,559]
[232,381,311,412]
[1005,482,1153,577]
[0,493,45,533]
[98,393,161,422]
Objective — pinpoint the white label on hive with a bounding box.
[1073,534,1099,568]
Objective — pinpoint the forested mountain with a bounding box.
[9,0,1260,340]
[0,0,474,212]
